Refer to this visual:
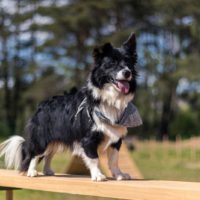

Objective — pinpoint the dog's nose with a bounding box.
[123,69,131,79]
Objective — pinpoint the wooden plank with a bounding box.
[66,142,143,179]
[0,170,200,200]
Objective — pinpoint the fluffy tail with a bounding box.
[0,136,25,170]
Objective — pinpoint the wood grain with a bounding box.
[0,169,200,200]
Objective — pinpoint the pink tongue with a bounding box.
[117,81,130,94]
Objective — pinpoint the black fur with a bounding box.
[19,33,138,172]
[111,138,122,151]
[92,43,137,92]
[20,89,100,171]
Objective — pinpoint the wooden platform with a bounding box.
[1,169,200,200]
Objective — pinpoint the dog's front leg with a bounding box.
[108,139,132,180]
[83,156,106,181]
[78,137,107,181]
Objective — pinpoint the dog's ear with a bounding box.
[93,43,113,63]
[123,33,136,58]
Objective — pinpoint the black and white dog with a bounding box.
[0,33,141,181]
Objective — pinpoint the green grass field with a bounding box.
[1,137,200,199]
[131,138,200,182]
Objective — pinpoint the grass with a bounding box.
[131,138,200,182]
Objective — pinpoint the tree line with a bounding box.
[0,0,200,140]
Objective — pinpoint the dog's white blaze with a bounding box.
[0,136,24,170]
[116,66,132,81]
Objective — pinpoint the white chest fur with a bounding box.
[88,81,133,149]
[92,103,127,149]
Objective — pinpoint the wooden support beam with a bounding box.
[0,169,200,200]
[0,187,14,200]
[6,190,13,200]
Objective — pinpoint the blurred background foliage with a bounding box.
[0,0,200,140]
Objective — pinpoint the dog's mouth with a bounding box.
[113,80,130,94]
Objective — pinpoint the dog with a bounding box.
[0,33,141,181]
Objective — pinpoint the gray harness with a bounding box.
[94,103,142,128]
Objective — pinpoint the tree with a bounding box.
[0,0,199,138]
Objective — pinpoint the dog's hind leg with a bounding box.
[43,153,55,176]
[27,156,40,177]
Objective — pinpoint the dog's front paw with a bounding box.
[43,168,55,176]
[91,173,107,181]
[27,169,38,177]
[114,172,132,181]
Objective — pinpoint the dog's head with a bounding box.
[88,33,137,107]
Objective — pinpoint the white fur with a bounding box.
[88,78,134,180]
[73,142,106,181]
[72,142,84,156]
[92,113,127,145]
[0,136,25,170]
[26,142,67,177]
[107,147,131,180]
[98,101,125,125]
[87,158,106,181]
[116,66,132,81]
[75,97,87,119]
[88,79,133,149]
[27,156,39,177]
[88,80,134,110]
[93,91,129,144]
